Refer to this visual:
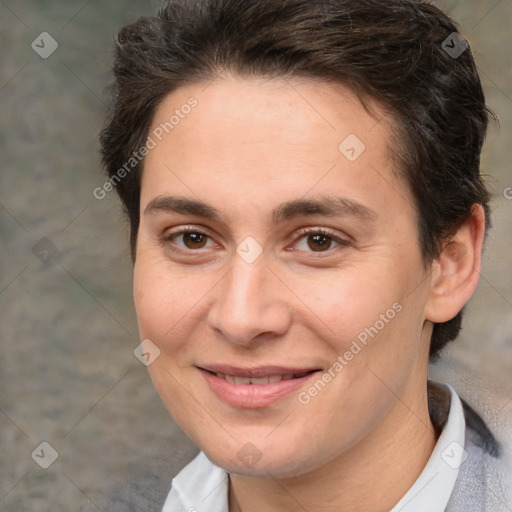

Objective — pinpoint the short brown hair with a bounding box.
[100,0,493,360]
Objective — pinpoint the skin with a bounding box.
[133,76,485,512]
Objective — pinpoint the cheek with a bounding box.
[294,254,427,385]
[133,260,170,340]
[133,257,208,347]
[132,259,208,418]
[295,263,402,347]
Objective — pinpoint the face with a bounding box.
[133,76,434,478]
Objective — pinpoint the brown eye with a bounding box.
[163,229,215,251]
[294,229,347,254]
[182,232,208,249]
[307,234,333,252]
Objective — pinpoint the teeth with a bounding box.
[214,372,312,385]
[234,376,251,385]
[250,376,270,385]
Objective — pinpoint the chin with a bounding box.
[201,438,326,480]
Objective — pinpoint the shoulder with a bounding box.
[447,435,512,511]
[104,456,182,512]
[442,386,512,511]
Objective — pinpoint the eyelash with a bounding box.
[160,226,216,251]
[160,226,350,255]
[292,227,350,253]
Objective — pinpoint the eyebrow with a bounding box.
[144,195,377,225]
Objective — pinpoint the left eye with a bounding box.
[294,231,345,252]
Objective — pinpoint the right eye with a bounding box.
[161,226,217,252]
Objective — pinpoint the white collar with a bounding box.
[163,384,465,512]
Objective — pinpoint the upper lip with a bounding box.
[197,364,321,378]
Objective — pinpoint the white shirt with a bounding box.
[162,384,465,512]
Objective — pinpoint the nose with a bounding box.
[206,256,292,347]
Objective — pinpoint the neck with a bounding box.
[229,381,436,512]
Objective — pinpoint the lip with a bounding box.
[198,365,322,408]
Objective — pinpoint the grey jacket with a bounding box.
[428,382,512,511]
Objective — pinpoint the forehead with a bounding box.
[141,76,413,222]
[147,75,390,154]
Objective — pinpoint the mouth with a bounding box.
[197,365,322,408]
[203,369,316,385]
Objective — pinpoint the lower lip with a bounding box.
[199,369,320,408]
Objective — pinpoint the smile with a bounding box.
[198,366,321,408]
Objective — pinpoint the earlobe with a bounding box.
[425,204,486,323]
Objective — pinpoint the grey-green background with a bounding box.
[0,1,511,510]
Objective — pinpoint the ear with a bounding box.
[425,204,486,323]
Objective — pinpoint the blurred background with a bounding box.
[0,0,511,510]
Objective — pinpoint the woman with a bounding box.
[100,0,511,510]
